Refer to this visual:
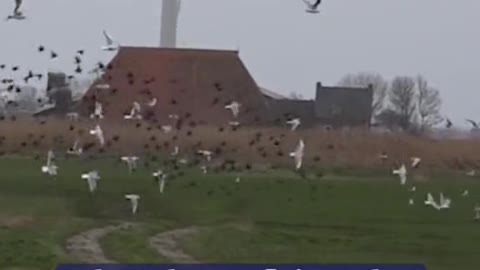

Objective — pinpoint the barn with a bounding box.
[78,47,270,125]
[35,47,373,128]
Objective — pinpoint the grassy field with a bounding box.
[1,157,480,270]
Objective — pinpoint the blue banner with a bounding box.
[56,264,426,270]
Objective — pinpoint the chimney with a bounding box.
[315,81,323,100]
[52,87,73,113]
[46,72,72,113]
[47,72,67,94]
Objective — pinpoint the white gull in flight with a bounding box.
[81,170,100,193]
[121,156,139,173]
[286,118,301,131]
[153,170,167,194]
[225,101,241,118]
[41,150,58,177]
[289,139,305,170]
[101,30,119,51]
[393,164,407,185]
[125,194,140,214]
[89,124,105,147]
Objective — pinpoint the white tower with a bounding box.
[160,0,181,48]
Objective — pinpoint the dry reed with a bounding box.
[1,117,480,171]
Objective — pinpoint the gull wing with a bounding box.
[97,133,105,146]
[73,139,79,150]
[312,0,322,8]
[148,98,157,107]
[133,101,141,112]
[294,139,305,169]
[292,139,304,155]
[47,150,55,166]
[425,193,434,204]
[400,174,407,184]
[294,155,303,169]
[95,101,102,112]
[427,193,441,209]
[302,0,312,8]
[439,193,445,205]
[103,30,114,45]
[298,139,305,153]
[466,119,478,128]
[96,126,105,146]
[91,170,100,179]
[14,0,22,13]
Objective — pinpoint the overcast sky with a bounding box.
[0,0,478,126]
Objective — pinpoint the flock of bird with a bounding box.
[390,156,480,220]
[8,37,308,215]
[3,0,480,220]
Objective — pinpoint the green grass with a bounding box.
[0,157,480,270]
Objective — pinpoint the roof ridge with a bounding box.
[120,46,238,54]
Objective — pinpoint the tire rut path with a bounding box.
[65,222,136,263]
[149,226,200,263]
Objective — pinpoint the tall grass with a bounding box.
[1,117,480,171]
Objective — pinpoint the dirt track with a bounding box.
[65,222,136,263]
[149,226,200,263]
[65,223,199,263]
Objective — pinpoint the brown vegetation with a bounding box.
[1,117,480,171]
[0,215,35,228]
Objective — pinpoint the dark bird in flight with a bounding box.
[445,118,453,128]
[74,56,82,65]
[75,65,83,74]
[24,70,34,83]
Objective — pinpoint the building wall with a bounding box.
[262,82,373,128]
[47,72,67,91]
[263,97,316,127]
[32,72,75,116]
[314,82,373,127]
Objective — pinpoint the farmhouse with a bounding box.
[264,82,373,128]
[78,47,269,125]
[34,47,373,128]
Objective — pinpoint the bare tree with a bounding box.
[416,75,442,130]
[337,72,388,118]
[376,108,403,130]
[289,92,303,100]
[389,76,416,130]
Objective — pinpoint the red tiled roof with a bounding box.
[79,47,269,125]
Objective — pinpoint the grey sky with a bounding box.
[0,0,479,126]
